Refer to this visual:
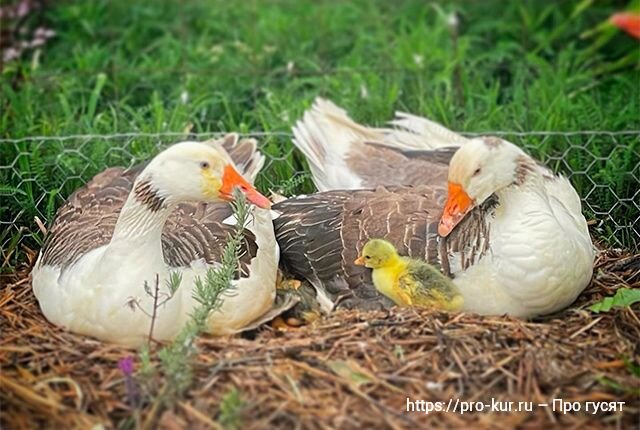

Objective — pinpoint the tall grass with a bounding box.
[1,0,639,265]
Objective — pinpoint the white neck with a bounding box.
[105,178,176,266]
[111,195,173,245]
[495,158,545,202]
[495,181,540,206]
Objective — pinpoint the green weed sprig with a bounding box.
[138,188,250,423]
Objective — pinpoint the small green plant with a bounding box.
[596,358,640,396]
[589,287,640,313]
[155,189,248,397]
[218,387,245,430]
[131,189,250,424]
[624,358,640,378]
[126,272,183,344]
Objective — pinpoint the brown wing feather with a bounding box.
[40,144,260,270]
[39,166,135,268]
[274,185,493,310]
[346,142,452,188]
[162,202,257,274]
[439,195,497,276]
[214,133,264,180]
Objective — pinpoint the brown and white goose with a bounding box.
[32,135,280,346]
[275,100,595,317]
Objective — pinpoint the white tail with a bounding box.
[385,111,469,149]
[292,98,373,191]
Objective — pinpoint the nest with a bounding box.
[1,247,639,429]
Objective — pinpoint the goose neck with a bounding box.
[110,179,174,246]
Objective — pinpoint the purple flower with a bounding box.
[17,1,31,18]
[118,356,134,375]
[118,356,140,408]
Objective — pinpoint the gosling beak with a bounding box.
[220,164,271,209]
[354,256,365,266]
[438,181,473,237]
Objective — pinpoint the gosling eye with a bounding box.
[365,255,371,260]
[472,167,481,177]
[199,161,211,169]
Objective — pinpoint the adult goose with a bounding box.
[274,101,595,318]
[32,135,281,346]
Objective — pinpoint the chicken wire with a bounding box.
[0,131,639,266]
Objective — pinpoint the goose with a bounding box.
[32,134,282,346]
[274,100,595,318]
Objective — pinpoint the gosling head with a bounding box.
[354,239,401,269]
[439,137,529,237]
[139,141,271,209]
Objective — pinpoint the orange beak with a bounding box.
[219,164,271,209]
[354,256,365,266]
[438,182,473,237]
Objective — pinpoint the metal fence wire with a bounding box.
[1,130,639,265]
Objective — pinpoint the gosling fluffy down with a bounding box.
[355,239,463,311]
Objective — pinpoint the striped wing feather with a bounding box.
[40,166,137,268]
[345,143,454,189]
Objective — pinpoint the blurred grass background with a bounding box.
[1,0,639,267]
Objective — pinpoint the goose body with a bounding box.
[276,99,595,318]
[32,135,280,346]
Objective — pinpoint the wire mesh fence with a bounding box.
[1,130,638,268]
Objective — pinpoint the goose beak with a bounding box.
[220,164,272,209]
[439,182,473,237]
[354,256,365,266]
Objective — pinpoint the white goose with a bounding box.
[32,135,281,346]
[274,99,595,317]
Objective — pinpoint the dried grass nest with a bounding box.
[1,246,639,429]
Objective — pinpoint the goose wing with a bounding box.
[344,143,454,189]
[161,202,256,272]
[39,166,138,268]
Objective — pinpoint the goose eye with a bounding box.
[473,167,481,176]
[200,161,210,169]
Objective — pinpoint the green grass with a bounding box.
[1,0,639,266]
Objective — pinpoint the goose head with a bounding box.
[139,141,271,208]
[438,137,528,237]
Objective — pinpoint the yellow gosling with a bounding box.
[355,239,463,311]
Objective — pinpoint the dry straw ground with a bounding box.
[1,246,639,429]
